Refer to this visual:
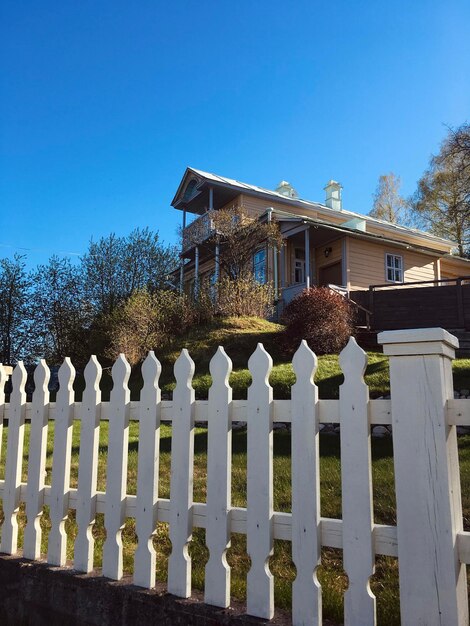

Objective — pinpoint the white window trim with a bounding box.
[385,252,404,283]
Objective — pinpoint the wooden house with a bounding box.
[172,167,470,315]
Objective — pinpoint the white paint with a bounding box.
[339,338,376,626]
[1,362,27,554]
[134,352,161,588]
[74,356,102,573]
[48,357,76,566]
[102,354,131,580]
[204,347,233,607]
[246,343,274,619]
[379,328,468,625]
[291,341,321,626]
[24,361,50,560]
[168,349,195,598]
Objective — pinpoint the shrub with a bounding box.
[216,276,274,318]
[106,289,194,365]
[281,287,355,355]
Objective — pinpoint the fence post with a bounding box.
[378,328,468,626]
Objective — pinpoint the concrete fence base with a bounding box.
[0,555,304,626]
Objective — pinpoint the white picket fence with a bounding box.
[0,327,469,625]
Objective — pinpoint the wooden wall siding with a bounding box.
[238,194,453,254]
[315,238,343,283]
[351,283,470,331]
[348,238,436,290]
[440,256,470,280]
[1,330,469,624]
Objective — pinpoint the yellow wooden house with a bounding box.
[172,167,470,310]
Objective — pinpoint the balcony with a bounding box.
[182,212,215,252]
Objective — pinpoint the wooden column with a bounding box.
[379,328,468,626]
[305,227,310,289]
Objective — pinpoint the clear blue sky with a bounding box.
[1,1,469,268]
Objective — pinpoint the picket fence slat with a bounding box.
[0,365,6,464]
[102,354,131,580]
[24,361,50,560]
[168,349,195,598]
[204,347,232,608]
[1,362,27,554]
[48,358,76,566]
[339,339,376,626]
[74,356,102,573]
[134,352,161,589]
[247,343,274,620]
[1,330,468,625]
[291,340,322,626]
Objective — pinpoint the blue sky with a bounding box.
[1,1,469,268]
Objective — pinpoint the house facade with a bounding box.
[172,167,470,307]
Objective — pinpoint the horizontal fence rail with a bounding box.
[0,328,469,626]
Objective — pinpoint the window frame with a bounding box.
[253,248,267,284]
[385,252,404,283]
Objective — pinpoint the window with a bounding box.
[253,249,266,284]
[183,179,198,201]
[294,248,305,284]
[385,253,403,282]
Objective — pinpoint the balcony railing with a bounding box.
[182,212,215,252]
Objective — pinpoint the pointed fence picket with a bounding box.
[134,351,161,589]
[167,349,195,598]
[48,358,76,566]
[291,341,321,626]
[339,338,376,626]
[0,328,469,626]
[24,361,50,560]
[102,354,131,580]
[74,355,102,573]
[246,343,274,620]
[1,361,27,554]
[204,347,233,608]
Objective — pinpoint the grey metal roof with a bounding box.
[175,166,456,249]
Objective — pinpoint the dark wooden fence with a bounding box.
[350,277,470,331]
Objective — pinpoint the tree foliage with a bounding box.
[412,123,470,256]
[81,227,178,316]
[30,256,92,364]
[0,255,30,364]
[369,172,410,224]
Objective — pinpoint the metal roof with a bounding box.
[173,166,456,249]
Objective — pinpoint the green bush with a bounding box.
[281,287,355,355]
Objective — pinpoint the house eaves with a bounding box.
[266,208,447,258]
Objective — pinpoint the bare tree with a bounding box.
[369,173,410,224]
[412,124,470,256]
[0,254,31,364]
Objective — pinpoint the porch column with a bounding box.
[280,244,286,290]
[179,208,187,293]
[209,187,214,211]
[194,245,200,299]
[305,227,310,289]
[273,246,279,300]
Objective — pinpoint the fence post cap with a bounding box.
[378,328,459,357]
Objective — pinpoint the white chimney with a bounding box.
[275,180,299,199]
[324,180,342,211]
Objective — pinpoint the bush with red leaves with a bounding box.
[281,287,355,355]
